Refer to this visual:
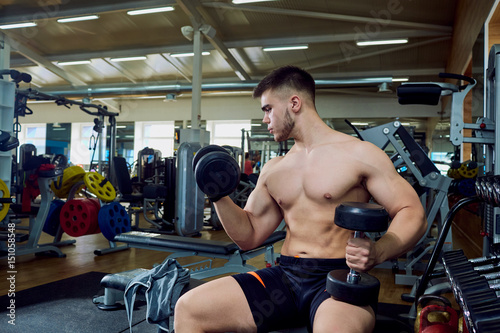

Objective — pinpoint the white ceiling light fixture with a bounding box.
[392,77,410,82]
[137,95,168,99]
[57,60,91,66]
[0,22,37,30]
[110,56,147,62]
[356,39,408,46]
[263,45,308,52]
[57,15,99,23]
[127,6,175,16]
[170,52,210,58]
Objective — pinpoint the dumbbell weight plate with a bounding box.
[83,172,116,202]
[327,269,380,306]
[194,151,241,199]
[0,179,11,222]
[192,145,229,172]
[334,202,389,232]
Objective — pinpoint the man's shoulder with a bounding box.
[322,132,385,160]
[324,131,364,148]
[264,155,285,168]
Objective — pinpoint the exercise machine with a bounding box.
[136,147,162,184]
[399,48,500,331]
[347,119,452,286]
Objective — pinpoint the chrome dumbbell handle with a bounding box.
[346,231,364,284]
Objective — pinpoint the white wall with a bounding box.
[20,93,441,124]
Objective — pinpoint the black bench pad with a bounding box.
[101,268,206,292]
[114,230,286,255]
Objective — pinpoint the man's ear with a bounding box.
[290,95,301,113]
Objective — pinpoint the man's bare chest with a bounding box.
[266,160,366,209]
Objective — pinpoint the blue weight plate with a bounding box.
[43,199,65,236]
[98,202,131,241]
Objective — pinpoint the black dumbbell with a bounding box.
[326,202,389,306]
[466,298,500,333]
[444,250,500,278]
[192,145,241,202]
[442,251,500,324]
[444,251,500,278]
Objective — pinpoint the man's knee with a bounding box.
[314,300,375,333]
[174,289,197,325]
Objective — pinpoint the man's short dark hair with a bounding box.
[253,65,315,104]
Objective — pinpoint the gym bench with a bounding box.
[94,266,307,333]
[113,230,286,279]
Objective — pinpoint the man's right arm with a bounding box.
[213,160,283,250]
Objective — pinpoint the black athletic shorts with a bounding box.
[232,255,376,333]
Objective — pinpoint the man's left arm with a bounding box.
[346,143,427,272]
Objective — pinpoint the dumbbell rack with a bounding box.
[442,250,500,333]
[481,44,500,254]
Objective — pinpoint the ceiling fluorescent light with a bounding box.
[356,39,408,46]
[0,22,37,30]
[110,56,147,62]
[57,60,91,66]
[137,95,167,99]
[233,0,276,3]
[171,51,210,58]
[127,6,174,15]
[263,45,308,52]
[57,15,99,23]
[392,77,409,82]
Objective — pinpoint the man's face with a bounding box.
[260,90,295,142]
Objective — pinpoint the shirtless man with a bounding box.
[174,66,427,333]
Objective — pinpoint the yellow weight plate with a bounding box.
[0,179,11,222]
[458,164,478,179]
[447,168,461,180]
[83,172,116,202]
[51,166,86,198]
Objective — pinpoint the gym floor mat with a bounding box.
[0,271,153,333]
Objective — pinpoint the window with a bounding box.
[70,122,102,170]
[18,124,46,154]
[206,120,251,149]
[134,121,175,159]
